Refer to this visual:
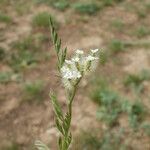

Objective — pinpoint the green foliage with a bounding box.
[73,131,101,150]
[0,12,12,23]
[124,71,150,93]
[32,12,57,29]
[0,72,12,84]
[23,80,45,102]
[136,8,147,18]
[111,19,124,31]
[102,0,123,6]
[33,0,51,4]
[100,50,107,65]
[50,92,72,150]
[134,26,150,38]
[53,0,69,11]
[91,81,147,129]
[92,83,121,126]
[35,33,49,43]
[140,70,150,80]
[128,101,146,129]
[50,92,63,121]
[12,36,38,51]
[141,122,150,136]
[102,0,114,6]
[137,26,149,37]
[73,2,100,15]
[95,89,121,126]
[35,140,50,150]
[49,17,67,71]
[145,2,150,11]
[0,0,10,7]
[99,128,129,150]
[0,47,5,61]
[73,129,129,150]
[124,74,144,86]
[90,78,108,103]
[10,50,37,71]
[14,1,30,16]
[48,17,76,150]
[109,39,125,54]
[3,143,19,150]
[10,34,50,69]
[0,72,21,84]
[122,99,146,129]
[121,100,132,113]
[9,36,41,71]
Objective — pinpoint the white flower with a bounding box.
[91,49,99,53]
[71,57,80,62]
[86,55,99,61]
[61,66,70,73]
[60,48,100,89]
[76,49,84,55]
[61,66,81,79]
[65,60,74,64]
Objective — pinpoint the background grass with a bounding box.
[0,0,150,149]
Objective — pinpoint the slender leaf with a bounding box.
[35,140,50,150]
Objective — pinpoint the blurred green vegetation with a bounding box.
[0,47,6,61]
[23,80,45,103]
[73,2,100,15]
[32,12,52,28]
[0,12,12,24]
[0,0,150,149]
[3,143,19,150]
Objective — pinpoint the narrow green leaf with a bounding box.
[35,140,50,150]
[63,112,71,134]
[49,92,63,120]
[67,133,72,145]
[63,47,67,62]
[54,32,58,44]
[55,118,65,135]
[57,38,61,53]
[58,136,63,150]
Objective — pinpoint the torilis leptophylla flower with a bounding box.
[60,49,99,90]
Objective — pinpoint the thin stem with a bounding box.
[61,78,82,150]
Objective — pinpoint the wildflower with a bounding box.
[91,49,99,53]
[75,49,84,55]
[60,49,99,90]
[72,57,80,62]
[86,55,99,61]
[65,60,74,64]
[49,17,101,150]
[61,66,81,79]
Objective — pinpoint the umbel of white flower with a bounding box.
[60,49,99,90]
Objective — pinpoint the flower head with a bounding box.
[61,66,81,79]
[65,60,74,65]
[91,49,99,53]
[60,48,99,89]
[75,49,84,55]
[71,57,80,62]
[86,55,99,61]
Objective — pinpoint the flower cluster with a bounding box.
[60,49,99,90]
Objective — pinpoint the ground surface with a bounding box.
[0,0,150,149]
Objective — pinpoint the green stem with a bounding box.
[61,87,76,150]
[61,78,82,150]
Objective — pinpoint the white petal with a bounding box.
[91,49,99,53]
[72,57,80,62]
[76,49,84,54]
[86,55,99,61]
[61,65,81,80]
[65,60,74,64]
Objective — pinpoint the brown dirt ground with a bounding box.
[0,0,150,149]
